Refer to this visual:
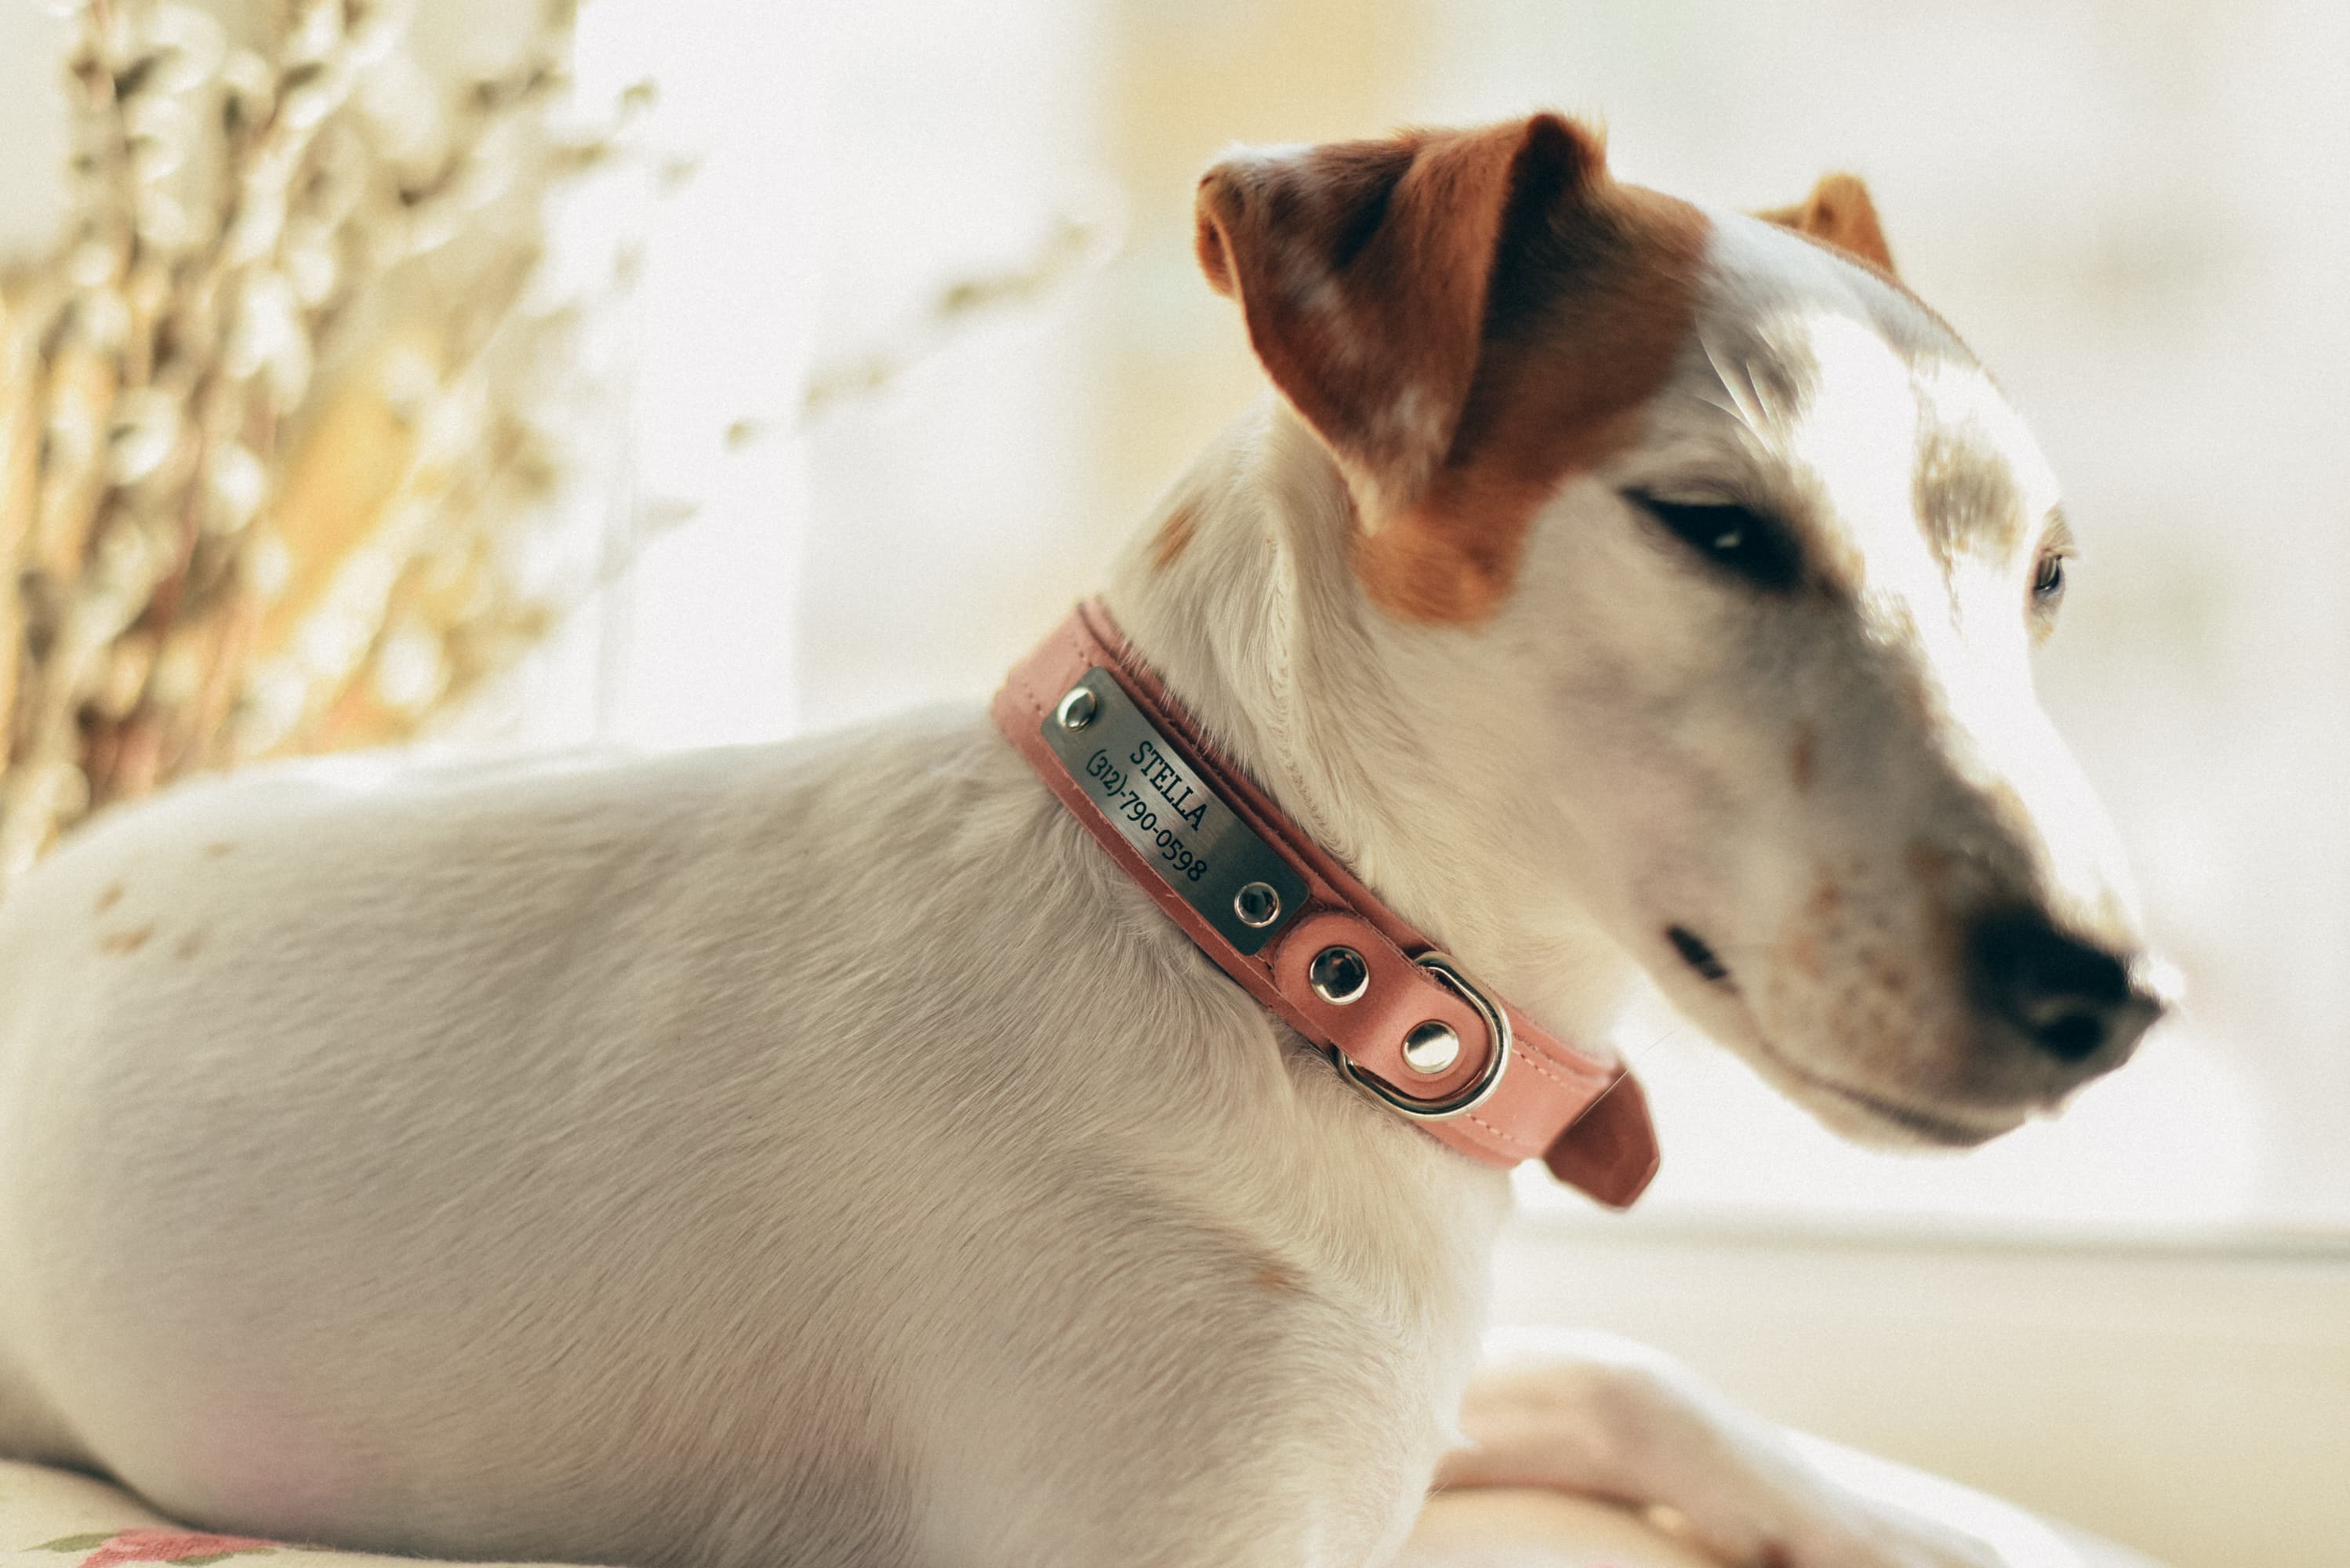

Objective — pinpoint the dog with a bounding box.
[0,112,2167,1568]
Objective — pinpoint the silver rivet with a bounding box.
[1055,686,1098,730]
[1233,881,1281,928]
[1308,946,1369,1005]
[1402,1020,1461,1076]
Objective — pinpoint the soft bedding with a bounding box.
[1,1451,2163,1568]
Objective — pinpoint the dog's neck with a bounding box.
[1102,398,1640,1054]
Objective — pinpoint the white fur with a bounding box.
[0,207,2149,1568]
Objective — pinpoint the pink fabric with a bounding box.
[993,601,1658,1207]
[38,1531,278,1568]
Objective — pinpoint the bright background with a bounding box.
[536,0,2350,1240]
[4,2,2345,1563]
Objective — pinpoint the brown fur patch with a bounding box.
[1250,1261,1303,1296]
[1197,115,1709,623]
[1357,180,1710,622]
[1914,426,2025,566]
[1149,501,1198,570]
[99,924,154,955]
[94,882,125,914]
[204,841,235,858]
[1756,172,1895,274]
[1196,117,1604,506]
[1790,724,1818,793]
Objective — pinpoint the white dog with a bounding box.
[0,114,2166,1568]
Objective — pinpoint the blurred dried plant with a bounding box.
[754,208,1117,445]
[0,0,628,886]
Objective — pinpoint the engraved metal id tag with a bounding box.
[1040,668,1309,955]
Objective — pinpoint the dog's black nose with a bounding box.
[1967,909,2163,1063]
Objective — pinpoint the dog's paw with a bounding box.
[1768,1431,2084,1568]
[1784,1500,2014,1568]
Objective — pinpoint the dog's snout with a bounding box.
[1967,909,2164,1065]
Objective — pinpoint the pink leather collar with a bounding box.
[993,600,1658,1207]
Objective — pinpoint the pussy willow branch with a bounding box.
[2,0,1104,890]
[0,0,600,885]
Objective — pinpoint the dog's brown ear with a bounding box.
[1756,172,1895,274]
[1194,114,1607,515]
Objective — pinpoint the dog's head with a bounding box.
[1193,114,2169,1146]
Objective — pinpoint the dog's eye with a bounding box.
[2032,550,2069,605]
[1624,492,1801,591]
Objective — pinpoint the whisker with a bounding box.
[1699,335,1765,430]
[1694,388,1748,423]
[1742,354,1785,426]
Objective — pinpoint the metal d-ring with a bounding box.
[1329,951,1512,1122]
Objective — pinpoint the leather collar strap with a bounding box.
[993,600,1659,1207]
